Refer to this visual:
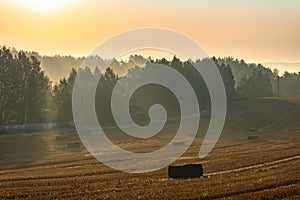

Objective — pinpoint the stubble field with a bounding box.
[1,98,300,199]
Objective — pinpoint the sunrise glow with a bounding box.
[0,0,299,73]
[12,0,72,12]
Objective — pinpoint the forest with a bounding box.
[1,46,299,126]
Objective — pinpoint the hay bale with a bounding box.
[250,128,258,132]
[67,142,80,148]
[56,135,67,141]
[168,164,203,179]
[248,135,259,140]
[172,141,185,147]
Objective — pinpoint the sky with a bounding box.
[0,0,300,73]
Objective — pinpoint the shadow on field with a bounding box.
[0,135,48,170]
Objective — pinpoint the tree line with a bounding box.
[1,46,299,126]
[0,47,51,125]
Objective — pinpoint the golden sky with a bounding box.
[1,0,300,72]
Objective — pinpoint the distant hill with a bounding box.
[224,97,300,137]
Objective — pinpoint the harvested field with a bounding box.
[0,131,299,199]
[0,98,300,199]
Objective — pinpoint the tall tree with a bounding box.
[237,68,273,97]
[52,68,77,125]
[0,47,51,125]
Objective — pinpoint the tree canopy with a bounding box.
[1,46,299,127]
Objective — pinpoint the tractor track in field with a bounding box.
[206,154,300,176]
[1,155,299,184]
[0,169,119,183]
[211,180,300,200]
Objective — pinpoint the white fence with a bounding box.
[0,123,58,130]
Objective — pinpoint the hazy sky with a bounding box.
[1,0,299,72]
